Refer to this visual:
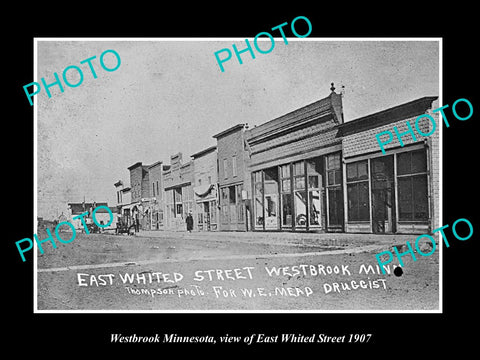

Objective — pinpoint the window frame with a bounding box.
[279,164,293,228]
[210,200,217,224]
[325,152,343,227]
[396,149,429,222]
[220,187,229,224]
[232,155,237,177]
[346,160,370,222]
[174,187,183,218]
[253,171,264,229]
[236,184,244,222]
[305,158,322,228]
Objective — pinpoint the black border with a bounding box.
[6,5,478,354]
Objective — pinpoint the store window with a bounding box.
[158,210,163,225]
[264,167,278,229]
[229,185,237,222]
[397,149,428,221]
[346,160,370,221]
[280,164,292,227]
[210,200,217,224]
[307,158,322,227]
[293,161,307,227]
[221,187,229,223]
[254,171,264,228]
[232,155,237,177]
[166,189,174,222]
[325,153,343,227]
[236,184,244,222]
[183,186,194,217]
[175,187,183,217]
[197,203,204,230]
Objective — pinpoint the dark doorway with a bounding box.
[204,202,211,231]
[371,155,395,233]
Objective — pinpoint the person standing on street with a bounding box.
[134,213,139,233]
[186,211,194,233]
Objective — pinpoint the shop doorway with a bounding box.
[264,167,279,230]
[253,167,280,230]
[371,155,395,233]
[203,202,211,231]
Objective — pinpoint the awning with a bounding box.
[120,202,140,211]
[194,183,215,197]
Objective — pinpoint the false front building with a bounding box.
[225,85,440,234]
[338,96,439,234]
[191,145,220,231]
[213,124,251,231]
[163,152,195,231]
[243,86,345,232]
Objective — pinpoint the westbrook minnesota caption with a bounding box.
[111,333,372,344]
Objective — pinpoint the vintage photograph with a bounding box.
[34,39,441,312]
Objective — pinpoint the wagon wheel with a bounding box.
[128,225,136,235]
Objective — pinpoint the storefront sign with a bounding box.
[194,184,215,198]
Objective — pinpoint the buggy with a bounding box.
[115,218,135,235]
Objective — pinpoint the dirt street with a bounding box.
[36,230,439,311]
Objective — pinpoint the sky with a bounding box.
[36,39,439,219]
